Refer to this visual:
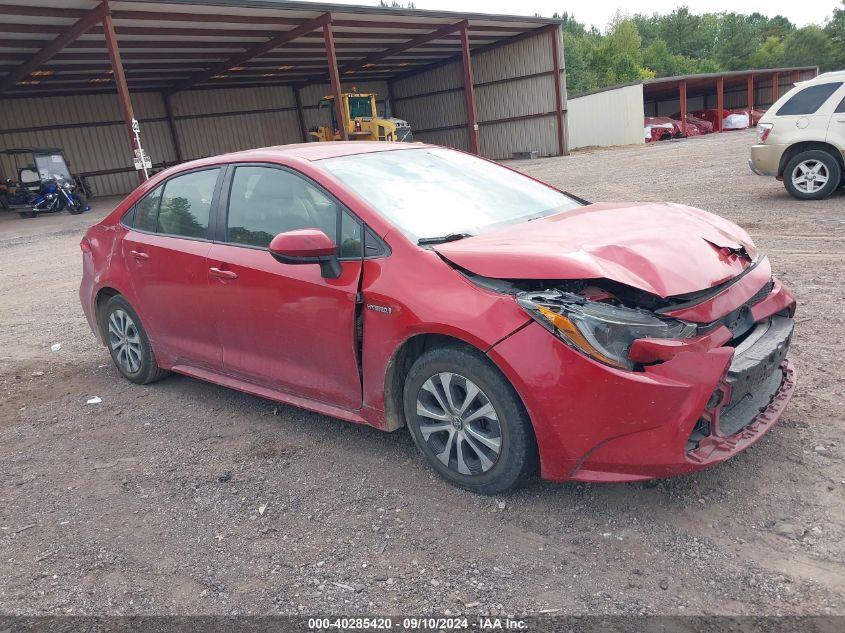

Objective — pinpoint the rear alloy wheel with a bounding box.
[404,346,537,494]
[108,308,143,374]
[101,295,169,385]
[784,150,841,200]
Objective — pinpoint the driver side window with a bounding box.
[225,165,362,257]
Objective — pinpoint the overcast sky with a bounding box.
[309,0,839,31]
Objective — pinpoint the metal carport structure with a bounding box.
[643,67,819,135]
[0,0,567,195]
[565,66,819,150]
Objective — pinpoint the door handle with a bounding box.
[129,250,149,261]
[209,267,238,280]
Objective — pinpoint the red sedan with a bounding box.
[79,143,796,494]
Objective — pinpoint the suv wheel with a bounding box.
[403,345,537,494]
[100,295,169,385]
[783,150,841,200]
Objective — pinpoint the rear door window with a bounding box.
[836,96,845,114]
[130,185,163,232]
[156,168,220,239]
[776,82,843,116]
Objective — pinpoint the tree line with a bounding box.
[556,3,845,95]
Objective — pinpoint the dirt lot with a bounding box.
[1,130,843,617]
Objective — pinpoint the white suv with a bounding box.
[750,70,845,200]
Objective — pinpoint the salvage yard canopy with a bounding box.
[0,0,568,192]
[0,0,559,97]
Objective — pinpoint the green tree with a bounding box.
[659,7,718,58]
[749,36,785,68]
[782,26,832,69]
[544,4,838,92]
[825,1,845,69]
[630,13,661,48]
[715,13,758,69]
[589,19,655,85]
[760,15,796,40]
[642,38,700,77]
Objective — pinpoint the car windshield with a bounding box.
[34,153,72,181]
[320,148,581,242]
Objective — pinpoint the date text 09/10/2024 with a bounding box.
[307,616,529,630]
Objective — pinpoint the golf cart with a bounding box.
[0,148,90,217]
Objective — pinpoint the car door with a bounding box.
[207,163,364,410]
[121,167,224,370]
[827,91,845,159]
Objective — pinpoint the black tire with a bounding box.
[403,345,538,494]
[67,193,86,215]
[99,295,169,385]
[783,150,842,200]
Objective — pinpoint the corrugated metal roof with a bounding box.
[0,0,561,98]
[569,66,819,100]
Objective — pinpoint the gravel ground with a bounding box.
[0,130,843,616]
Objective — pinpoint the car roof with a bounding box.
[223,141,430,162]
[151,142,436,183]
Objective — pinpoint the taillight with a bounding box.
[80,237,91,252]
[756,123,773,143]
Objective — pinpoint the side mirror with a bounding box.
[268,229,341,279]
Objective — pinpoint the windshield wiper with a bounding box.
[417,232,473,245]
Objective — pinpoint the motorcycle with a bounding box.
[20,177,89,218]
[1,147,91,218]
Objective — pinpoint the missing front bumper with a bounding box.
[686,315,793,453]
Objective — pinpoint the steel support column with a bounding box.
[772,72,779,103]
[293,86,307,143]
[103,10,146,183]
[324,21,348,141]
[459,24,479,155]
[550,25,565,156]
[163,93,183,163]
[747,74,754,115]
[716,77,724,133]
[679,80,687,137]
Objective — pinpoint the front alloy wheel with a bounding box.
[416,372,502,475]
[404,345,537,494]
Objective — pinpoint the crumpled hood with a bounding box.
[434,202,758,298]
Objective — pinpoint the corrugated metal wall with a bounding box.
[391,29,564,159]
[566,84,645,149]
[0,80,393,197]
[0,92,175,196]
[170,85,300,161]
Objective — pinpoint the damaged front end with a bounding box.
[469,259,797,482]
[515,290,697,371]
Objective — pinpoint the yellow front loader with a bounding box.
[308,92,413,143]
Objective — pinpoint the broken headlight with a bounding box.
[517,291,697,370]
